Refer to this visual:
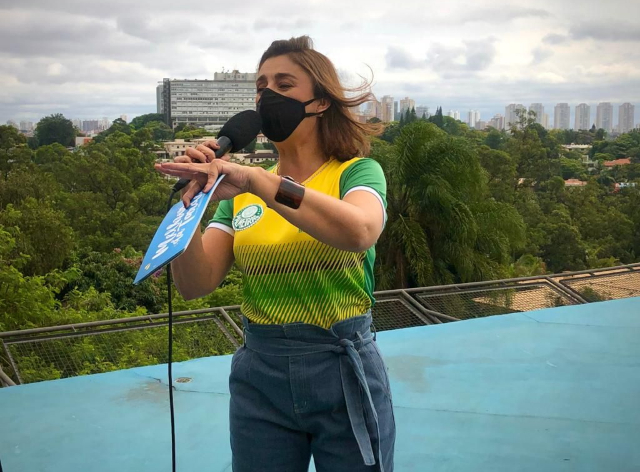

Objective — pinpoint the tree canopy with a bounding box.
[34,113,76,147]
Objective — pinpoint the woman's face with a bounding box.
[256,55,327,143]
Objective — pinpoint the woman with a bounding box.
[155,36,395,472]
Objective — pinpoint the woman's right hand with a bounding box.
[173,140,229,203]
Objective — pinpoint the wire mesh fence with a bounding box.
[411,282,576,320]
[1,310,242,385]
[370,296,433,331]
[2,263,639,386]
[555,266,640,302]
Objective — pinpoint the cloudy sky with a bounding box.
[1,0,639,126]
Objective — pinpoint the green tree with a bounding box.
[93,118,131,143]
[477,146,517,202]
[484,128,505,149]
[370,122,525,288]
[143,120,174,141]
[35,114,76,147]
[130,113,166,129]
[0,125,29,178]
[538,210,587,272]
[560,157,586,180]
[429,106,444,129]
[380,122,401,143]
[0,198,75,276]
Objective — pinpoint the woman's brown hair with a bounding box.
[258,36,382,161]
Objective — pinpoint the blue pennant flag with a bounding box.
[133,175,225,285]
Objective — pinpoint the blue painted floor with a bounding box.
[1,297,639,472]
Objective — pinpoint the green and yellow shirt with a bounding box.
[207,157,386,329]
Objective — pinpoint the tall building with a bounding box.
[529,103,545,125]
[6,120,18,129]
[82,120,100,132]
[505,104,526,129]
[618,103,635,133]
[488,114,504,130]
[380,95,394,123]
[394,101,399,120]
[19,121,33,132]
[416,106,429,119]
[554,103,570,130]
[399,97,415,116]
[596,102,613,133]
[575,103,591,130]
[542,113,550,130]
[158,70,257,129]
[467,110,480,128]
[156,84,164,115]
[364,97,383,120]
[120,115,128,123]
[454,110,460,121]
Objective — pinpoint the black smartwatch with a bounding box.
[274,176,305,209]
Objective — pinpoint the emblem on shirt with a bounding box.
[232,204,264,231]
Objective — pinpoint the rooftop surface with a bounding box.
[1,297,639,472]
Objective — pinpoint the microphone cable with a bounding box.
[165,187,179,472]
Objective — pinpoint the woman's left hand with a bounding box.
[154,159,256,207]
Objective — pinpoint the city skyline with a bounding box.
[1,0,639,125]
[7,98,638,133]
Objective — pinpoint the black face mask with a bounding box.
[257,88,322,142]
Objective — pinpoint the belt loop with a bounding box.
[241,316,248,347]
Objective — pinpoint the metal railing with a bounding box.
[2,263,639,386]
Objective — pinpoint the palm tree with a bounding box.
[370,121,526,289]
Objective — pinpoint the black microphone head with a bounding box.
[217,110,262,152]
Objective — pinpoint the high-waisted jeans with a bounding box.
[229,313,396,472]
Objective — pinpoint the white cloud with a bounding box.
[0,0,639,125]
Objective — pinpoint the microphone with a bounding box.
[171,109,262,193]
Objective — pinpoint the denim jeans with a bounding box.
[229,313,395,472]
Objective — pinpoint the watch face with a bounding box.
[276,176,305,209]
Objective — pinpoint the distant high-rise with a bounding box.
[542,114,550,130]
[394,101,399,120]
[19,121,33,132]
[156,84,164,114]
[454,111,460,120]
[488,114,504,130]
[575,104,591,130]
[120,115,128,123]
[467,110,480,128]
[505,104,525,129]
[399,97,415,116]
[381,95,394,123]
[596,102,613,132]
[364,97,383,120]
[618,103,635,133]
[554,103,570,130]
[82,120,100,132]
[416,105,429,119]
[529,103,545,125]
[6,120,18,129]
[159,71,256,129]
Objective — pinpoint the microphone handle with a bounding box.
[172,136,232,193]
